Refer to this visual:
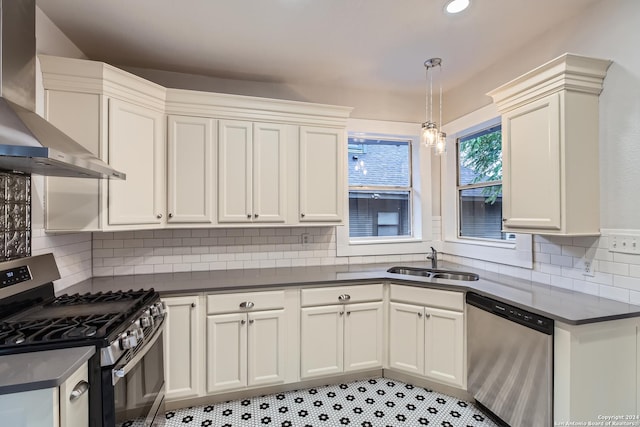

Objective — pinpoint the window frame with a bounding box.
[441,105,532,268]
[337,118,433,257]
[348,136,414,240]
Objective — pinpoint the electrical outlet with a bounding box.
[301,233,311,244]
[583,260,595,277]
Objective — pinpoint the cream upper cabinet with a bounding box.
[108,98,165,226]
[299,126,345,223]
[163,295,202,401]
[388,285,465,388]
[40,55,167,231]
[218,120,287,223]
[300,284,384,379]
[488,53,611,235]
[167,115,216,225]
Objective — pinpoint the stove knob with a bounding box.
[150,302,165,318]
[130,326,144,340]
[138,316,152,328]
[119,334,138,350]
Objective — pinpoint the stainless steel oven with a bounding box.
[112,321,165,427]
[0,254,167,427]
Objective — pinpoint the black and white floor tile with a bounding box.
[119,377,499,427]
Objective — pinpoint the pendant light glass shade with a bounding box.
[422,58,445,155]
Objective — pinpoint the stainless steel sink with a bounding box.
[387,266,479,281]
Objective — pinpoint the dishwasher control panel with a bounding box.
[466,292,553,335]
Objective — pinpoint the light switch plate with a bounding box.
[609,234,640,254]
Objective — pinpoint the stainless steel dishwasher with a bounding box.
[466,292,553,427]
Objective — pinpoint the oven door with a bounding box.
[113,322,165,427]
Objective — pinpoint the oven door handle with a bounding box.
[112,316,165,386]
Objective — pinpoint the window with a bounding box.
[348,137,412,239]
[456,125,509,241]
[441,106,531,269]
[337,118,432,257]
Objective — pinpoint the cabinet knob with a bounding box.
[418,312,423,317]
[502,218,507,222]
[156,214,163,219]
[347,311,351,316]
[191,303,196,308]
[338,294,351,302]
[425,313,431,318]
[241,319,246,325]
[301,213,305,218]
[339,311,344,316]
[69,380,89,402]
[254,213,259,218]
[249,319,254,324]
[247,213,252,219]
[239,301,255,309]
[169,213,174,218]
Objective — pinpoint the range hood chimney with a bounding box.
[0,0,125,179]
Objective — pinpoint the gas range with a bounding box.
[0,254,166,427]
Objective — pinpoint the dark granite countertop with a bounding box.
[0,346,95,395]
[60,262,640,325]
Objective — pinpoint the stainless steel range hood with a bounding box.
[0,0,125,179]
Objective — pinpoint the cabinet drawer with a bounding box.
[207,290,285,314]
[301,284,383,307]
[390,285,463,312]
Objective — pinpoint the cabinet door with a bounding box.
[218,120,253,222]
[59,362,89,427]
[389,302,424,375]
[163,296,201,401]
[424,307,464,387]
[253,122,287,223]
[502,93,561,231]
[206,313,247,393]
[108,98,165,226]
[247,310,286,387]
[299,126,344,222]
[300,305,343,379]
[167,116,215,224]
[344,301,384,372]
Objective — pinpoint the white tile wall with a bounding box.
[89,222,640,304]
[444,234,640,304]
[91,227,428,278]
[31,228,92,292]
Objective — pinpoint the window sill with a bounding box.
[336,232,432,257]
[442,234,532,269]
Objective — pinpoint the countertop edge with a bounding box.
[0,346,96,395]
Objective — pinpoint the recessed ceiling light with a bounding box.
[445,0,470,14]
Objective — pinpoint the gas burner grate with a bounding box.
[50,289,153,306]
[0,313,119,345]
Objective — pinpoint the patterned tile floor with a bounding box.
[119,377,499,427]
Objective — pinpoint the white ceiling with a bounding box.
[36,0,602,95]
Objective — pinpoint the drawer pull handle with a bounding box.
[70,380,89,402]
[338,294,351,302]
[239,301,255,309]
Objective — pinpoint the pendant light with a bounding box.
[420,58,447,155]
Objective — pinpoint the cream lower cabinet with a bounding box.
[388,285,465,388]
[0,362,89,427]
[207,310,286,393]
[205,290,289,394]
[300,284,384,379]
[163,295,202,401]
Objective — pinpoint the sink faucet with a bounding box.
[427,246,438,269]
